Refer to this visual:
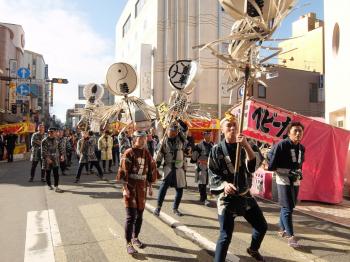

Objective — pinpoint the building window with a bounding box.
[309,83,318,103]
[257,84,266,98]
[332,23,340,57]
[135,0,146,18]
[122,15,131,37]
[337,120,344,128]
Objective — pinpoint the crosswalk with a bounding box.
[23,202,211,262]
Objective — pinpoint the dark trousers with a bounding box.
[102,160,112,170]
[280,206,294,236]
[30,160,45,179]
[60,160,66,174]
[157,175,183,210]
[76,162,103,179]
[125,208,144,243]
[7,147,14,162]
[66,152,72,166]
[112,148,120,167]
[214,203,267,262]
[46,167,59,187]
[198,184,207,202]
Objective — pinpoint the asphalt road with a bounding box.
[1,159,350,262]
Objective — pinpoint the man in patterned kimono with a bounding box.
[208,112,267,262]
[191,130,213,206]
[118,123,134,158]
[117,130,159,254]
[57,129,68,176]
[41,127,65,192]
[153,118,188,217]
[29,124,46,182]
[75,131,104,183]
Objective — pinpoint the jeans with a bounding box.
[214,202,267,262]
[280,206,294,236]
[157,174,183,210]
[198,184,207,202]
[46,167,59,187]
[125,208,144,242]
[30,160,45,179]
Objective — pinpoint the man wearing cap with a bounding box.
[117,130,159,254]
[41,127,65,192]
[191,130,213,206]
[153,118,188,217]
[29,124,46,182]
[208,112,267,262]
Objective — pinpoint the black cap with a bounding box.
[48,127,57,132]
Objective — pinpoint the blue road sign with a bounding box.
[16,84,30,96]
[238,86,244,97]
[17,67,31,79]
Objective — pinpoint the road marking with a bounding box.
[79,203,144,262]
[24,209,66,262]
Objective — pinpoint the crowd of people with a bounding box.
[0,114,305,261]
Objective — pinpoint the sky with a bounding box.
[0,0,323,122]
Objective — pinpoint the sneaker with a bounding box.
[55,187,63,193]
[278,230,287,238]
[49,185,54,190]
[173,209,184,217]
[247,248,265,262]
[287,236,300,248]
[74,179,79,183]
[28,178,33,182]
[204,200,211,207]
[132,238,144,248]
[126,243,138,254]
[41,178,46,183]
[153,207,161,217]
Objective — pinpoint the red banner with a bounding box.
[0,122,35,135]
[232,99,350,204]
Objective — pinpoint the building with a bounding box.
[278,12,324,74]
[236,67,323,117]
[115,0,235,118]
[324,0,350,196]
[0,22,25,123]
[23,50,50,125]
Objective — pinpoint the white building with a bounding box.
[324,0,350,129]
[324,0,350,196]
[115,0,234,118]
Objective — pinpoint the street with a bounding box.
[1,159,350,262]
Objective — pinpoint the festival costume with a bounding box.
[191,140,213,203]
[117,146,158,248]
[268,137,305,244]
[208,139,266,261]
[30,131,46,181]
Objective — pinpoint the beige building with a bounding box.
[278,12,324,74]
[324,0,350,196]
[115,0,234,118]
[228,67,324,117]
[0,23,25,123]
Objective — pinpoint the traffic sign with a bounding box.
[238,86,244,97]
[16,83,30,96]
[17,67,31,79]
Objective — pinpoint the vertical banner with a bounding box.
[9,59,18,78]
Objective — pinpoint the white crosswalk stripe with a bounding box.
[24,209,66,262]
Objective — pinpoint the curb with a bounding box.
[256,196,350,229]
[144,202,240,262]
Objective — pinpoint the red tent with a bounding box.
[231,98,350,204]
